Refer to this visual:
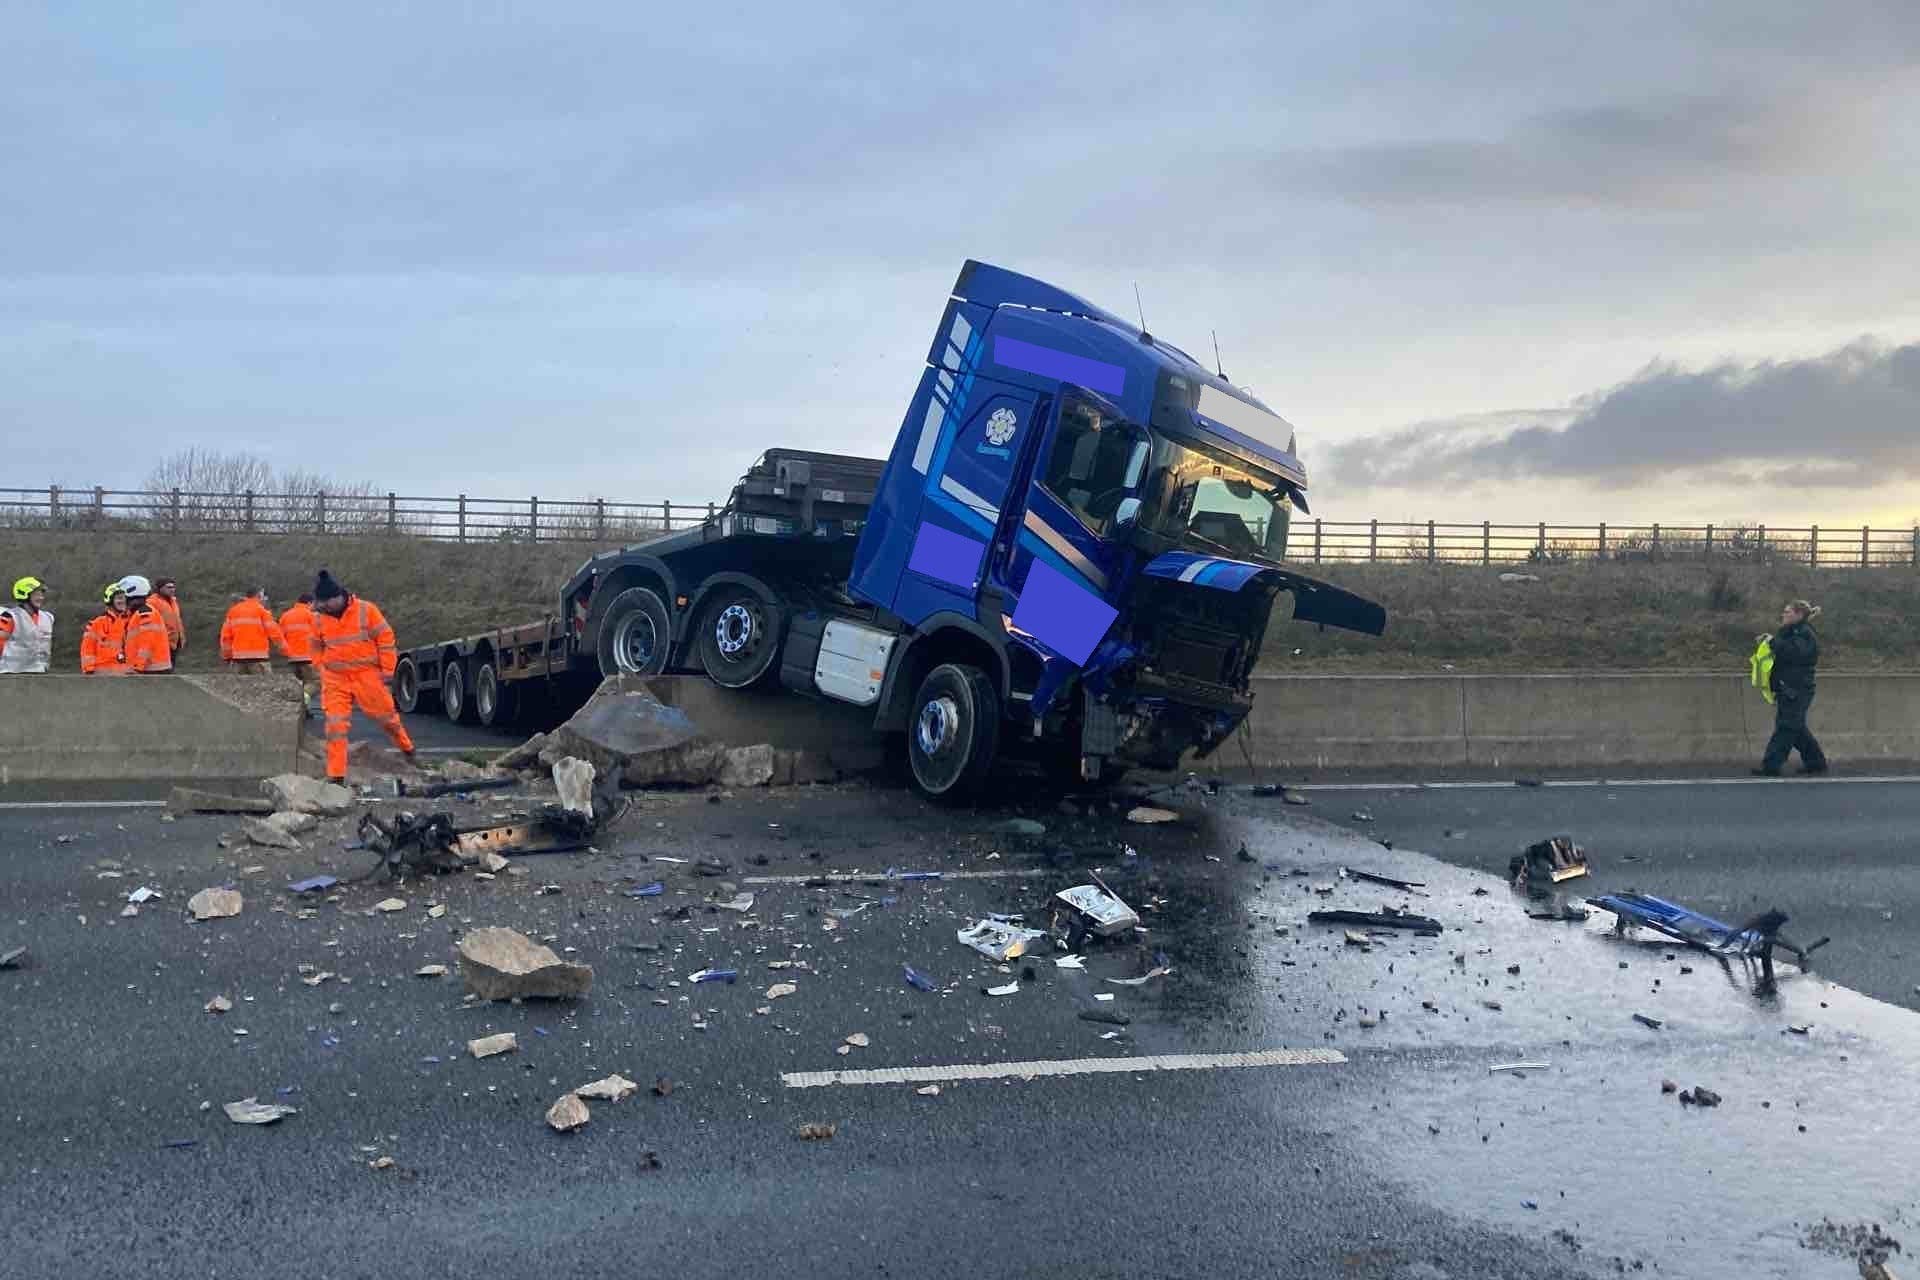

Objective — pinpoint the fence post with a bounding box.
[594,498,606,542]
[1913,526,1919,568]
[1481,521,1490,565]
[1861,525,1870,568]
[457,495,467,544]
[387,492,398,534]
[706,501,716,522]
[1312,519,1322,564]
[1424,519,1434,562]
[244,490,255,532]
[1537,521,1546,558]
[170,488,181,532]
[1651,523,1661,560]
[1704,524,1714,558]
[1757,524,1766,559]
[1809,525,1818,568]
[1597,521,1606,560]
[48,485,60,523]
[530,496,539,542]
[92,486,105,523]
[664,500,674,531]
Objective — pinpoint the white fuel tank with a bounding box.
[814,619,896,706]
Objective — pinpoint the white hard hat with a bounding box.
[117,574,153,597]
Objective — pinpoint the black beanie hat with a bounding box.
[313,569,346,601]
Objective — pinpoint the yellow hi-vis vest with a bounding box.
[1750,637,1775,705]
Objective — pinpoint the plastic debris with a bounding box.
[287,876,337,894]
[428,904,447,919]
[716,893,755,912]
[690,968,738,984]
[916,1085,941,1097]
[957,919,1046,962]
[984,982,1019,997]
[1093,992,1116,1002]
[1053,884,1139,937]
[415,964,449,978]
[187,888,243,921]
[1053,955,1087,970]
[204,995,233,1014]
[626,881,665,898]
[1309,909,1444,934]
[373,898,407,914]
[223,1097,297,1125]
[575,1073,639,1101]
[546,1093,590,1132]
[796,1122,837,1141]
[127,886,162,905]
[1105,966,1171,987]
[1125,806,1179,825]
[902,965,937,992]
[1342,868,1427,894]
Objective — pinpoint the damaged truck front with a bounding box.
[396,260,1385,798]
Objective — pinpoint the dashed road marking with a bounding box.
[782,1047,1345,1089]
[744,869,1049,886]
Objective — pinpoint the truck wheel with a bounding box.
[473,659,518,728]
[907,663,999,800]
[393,656,421,714]
[597,587,673,678]
[441,658,474,724]
[697,587,783,689]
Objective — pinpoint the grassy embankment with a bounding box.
[3,529,1916,675]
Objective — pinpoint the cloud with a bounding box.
[1326,339,1920,491]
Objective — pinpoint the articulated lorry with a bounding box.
[394,260,1386,798]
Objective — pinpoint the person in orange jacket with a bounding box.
[80,582,135,675]
[279,592,319,714]
[118,575,173,673]
[220,586,286,673]
[310,568,414,782]
[148,575,186,657]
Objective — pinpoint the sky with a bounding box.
[5,2,1919,529]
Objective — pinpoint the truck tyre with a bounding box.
[473,658,518,728]
[907,663,999,800]
[696,586,783,690]
[392,655,422,714]
[441,658,474,724]
[597,587,673,678]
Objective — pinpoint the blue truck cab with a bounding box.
[395,260,1384,798]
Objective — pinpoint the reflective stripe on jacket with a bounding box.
[149,595,185,651]
[314,597,399,678]
[129,607,173,673]
[279,603,316,662]
[0,605,55,673]
[81,612,133,674]
[220,597,285,661]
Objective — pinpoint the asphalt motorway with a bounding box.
[3,776,1916,1278]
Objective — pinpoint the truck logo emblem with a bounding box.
[984,408,1019,447]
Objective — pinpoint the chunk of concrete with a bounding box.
[546,1092,590,1132]
[243,818,301,850]
[261,774,353,816]
[467,1032,518,1059]
[552,757,596,816]
[261,810,319,836]
[188,888,244,921]
[493,731,548,771]
[459,926,594,1001]
[719,744,775,787]
[168,787,275,816]
[438,759,497,782]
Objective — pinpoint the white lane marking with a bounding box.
[1286,775,1920,793]
[0,799,167,811]
[783,1047,1345,1089]
[743,868,1048,886]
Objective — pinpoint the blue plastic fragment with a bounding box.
[1521,1200,1539,1211]
[902,965,936,992]
[691,969,738,984]
[288,876,338,894]
[533,1027,550,1037]
[321,1036,339,1049]
[626,882,665,898]
[420,1056,441,1065]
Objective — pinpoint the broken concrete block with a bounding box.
[187,888,244,921]
[459,927,594,1001]
[438,759,496,782]
[467,1032,518,1059]
[552,756,596,816]
[493,732,548,771]
[260,774,353,816]
[168,787,275,815]
[546,1092,590,1132]
[718,744,775,788]
[574,1073,638,1101]
[262,810,319,836]
[243,818,302,850]
[478,852,510,874]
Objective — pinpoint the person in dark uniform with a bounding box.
[1754,599,1828,777]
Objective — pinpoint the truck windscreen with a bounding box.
[1141,435,1292,561]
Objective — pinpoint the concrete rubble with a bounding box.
[187,888,243,921]
[260,774,354,816]
[459,926,595,1001]
[243,818,302,850]
[545,1093,590,1132]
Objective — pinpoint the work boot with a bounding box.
[1749,768,1781,778]
[1797,763,1829,776]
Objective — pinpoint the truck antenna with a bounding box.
[1133,283,1152,344]
[1211,329,1226,380]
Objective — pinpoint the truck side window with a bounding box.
[1039,399,1147,536]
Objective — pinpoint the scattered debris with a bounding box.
[459,927,595,1001]
[957,919,1046,962]
[1679,1086,1722,1108]
[468,1032,518,1059]
[1509,836,1591,887]
[1632,1013,1664,1031]
[652,1075,673,1097]
[552,756,597,816]
[1053,954,1086,970]
[626,881,665,898]
[261,774,354,816]
[1053,883,1139,937]
[127,886,163,905]
[1105,966,1171,986]
[373,897,407,914]
[187,888,243,921]
[1126,805,1179,825]
[1344,930,1372,947]
[1308,909,1443,934]
[796,1122,837,1141]
[916,1084,941,1097]
[766,982,798,1000]
[1489,1062,1551,1076]
[1591,892,1829,980]
[546,1093,590,1132]
[1079,1008,1131,1026]
[1788,1023,1811,1035]
[368,1156,396,1171]
[415,964,449,978]
[902,965,937,992]
[204,995,233,1014]
[983,982,1019,997]
[1526,903,1591,923]
[689,968,737,984]
[1350,811,1375,823]
[575,1073,639,1101]
[1342,868,1428,895]
[287,876,337,895]
[1661,1079,1678,1094]
[715,893,755,912]
[0,946,27,970]
[223,1097,297,1125]
[844,1033,870,1048]
[479,852,510,874]
[168,786,276,815]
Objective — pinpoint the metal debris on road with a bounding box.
[187,888,243,921]
[1509,836,1591,887]
[415,964,449,978]
[916,1085,941,1097]
[223,1097,297,1125]
[715,893,755,912]
[1589,893,1829,980]
[546,1093,590,1132]
[368,1156,396,1171]
[468,1032,518,1058]
[1633,1013,1664,1030]
[127,886,162,905]
[957,919,1046,962]
[575,1073,639,1101]
[1053,884,1139,937]
[1342,868,1427,895]
[886,868,942,881]
[1105,966,1171,986]
[1344,930,1371,948]
[1308,909,1444,934]
[1053,955,1086,970]
[1079,1008,1131,1026]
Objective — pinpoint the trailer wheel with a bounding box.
[441,658,474,724]
[596,587,673,678]
[392,656,422,714]
[907,663,1000,800]
[696,587,783,689]
[473,659,518,728]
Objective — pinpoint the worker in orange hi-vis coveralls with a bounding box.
[220,587,285,673]
[309,569,415,783]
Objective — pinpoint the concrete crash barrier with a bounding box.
[0,674,304,786]
[1243,672,1920,770]
[496,675,885,787]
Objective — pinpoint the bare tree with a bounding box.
[140,449,381,532]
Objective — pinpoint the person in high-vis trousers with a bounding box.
[310,569,415,783]
[0,576,55,674]
[280,592,319,716]
[220,587,285,673]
